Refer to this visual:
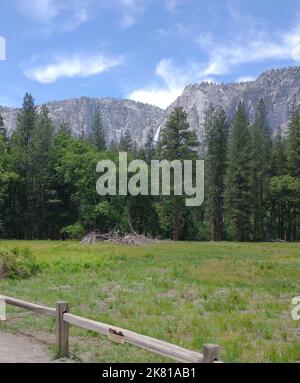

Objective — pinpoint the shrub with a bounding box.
[60,223,85,240]
[0,248,40,279]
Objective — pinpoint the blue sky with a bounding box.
[1,0,300,109]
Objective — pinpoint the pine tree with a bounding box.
[287,100,300,177]
[89,106,106,150]
[11,93,37,175]
[15,93,36,146]
[10,93,37,238]
[272,129,288,176]
[119,130,133,152]
[159,107,199,241]
[0,113,7,140]
[58,121,72,136]
[126,127,159,236]
[250,99,272,241]
[109,139,119,153]
[204,104,229,241]
[270,175,300,241]
[30,105,55,238]
[224,103,252,241]
[0,133,16,237]
[144,128,156,162]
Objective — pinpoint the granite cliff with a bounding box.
[1,66,300,144]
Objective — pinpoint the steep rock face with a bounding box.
[0,97,164,144]
[2,67,300,145]
[163,67,300,142]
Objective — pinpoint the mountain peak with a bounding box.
[163,66,300,142]
[1,66,300,144]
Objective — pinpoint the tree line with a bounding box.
[0,93,299,241]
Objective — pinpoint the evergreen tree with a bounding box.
[250,99,272,241]
[270,175,300,241]
[272,129,288,176]
[204,104,229,241]
[2,91,300,243]
[159,107,199,241]
[126,128,158,236]
[287,100,300,177]
[49,127,79,238]
[119,130,133,152]
[58,121,72,136]
[271,97,300,241]
[15,93,36,146]
[30,106,55,238]
[0,113,7,140]
[224,103,252,241]
[10,93,37,238]
[89,107,106,150]
[109,139,119,153]
[0,134,17,237]
[144,128,156,162]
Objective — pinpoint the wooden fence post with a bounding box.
[203,344,219,363]
[56,301,69,358]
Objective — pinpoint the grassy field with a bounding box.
[0,240,300,363]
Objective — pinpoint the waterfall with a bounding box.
[154,125,162,142]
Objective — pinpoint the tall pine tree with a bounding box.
[225,103,252,241]
[204,104,229,241]
[287,99,300,177]
[272,129,288,176]
[89,106,106,150]
[10,93,37,238]
[30,105,55,238]
[159,107,199,241]
[119,129,133,152]
[250,99,272,241]
[0,113,7,140]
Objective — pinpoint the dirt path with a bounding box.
[0,332,60,363]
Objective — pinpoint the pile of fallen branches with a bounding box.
[81,231,156,245]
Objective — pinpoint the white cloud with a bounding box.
[282,25,300,60]
[195,35,297,77]
[157,22,191,39]
[16,0,149,31]
[16,0,90,32]
[115,0,148,27]
[129,87,182,109]
[21,0,59,23]
[129,6,300,109]
[102,0,151,28]
[62,8,89,32]
[195,6,300,78]
[128,58,214,109]
[25,54,123,84]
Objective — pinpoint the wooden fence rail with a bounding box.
[0,295,220,363]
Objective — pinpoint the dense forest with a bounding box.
[0,93,299,242]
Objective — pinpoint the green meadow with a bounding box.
[0,241,300,363]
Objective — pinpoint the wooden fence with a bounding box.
[0,295,220,363]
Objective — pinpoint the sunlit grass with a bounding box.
[0,240,299,362]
